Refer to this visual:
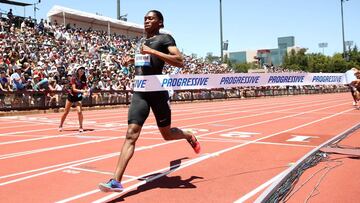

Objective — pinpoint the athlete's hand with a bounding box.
[83,89,90,97]
[140,44,153,55]
[122,56,134,66]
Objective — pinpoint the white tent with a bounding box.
[47,5,162,37]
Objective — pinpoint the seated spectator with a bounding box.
[0,70,11,107]
[47,78,62,107]
[10,65,25,91]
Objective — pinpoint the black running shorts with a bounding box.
[128,91,171,127]
[67,94,83,103]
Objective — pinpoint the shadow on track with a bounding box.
[107,157,204,202]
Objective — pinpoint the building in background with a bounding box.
[47,5,170,37]
[227,36,302,66]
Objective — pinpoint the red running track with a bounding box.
[0,93,358,203]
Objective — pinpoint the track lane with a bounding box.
[0,93,357,203]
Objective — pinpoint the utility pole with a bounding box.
[219,0,223,62]
[340,0,349,59]
[33,0,41,21]
[117,0,120,20]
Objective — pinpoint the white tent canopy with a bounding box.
[47,5,169,37]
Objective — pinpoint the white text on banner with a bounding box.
[133,73,346,92]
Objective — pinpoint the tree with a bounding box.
[282,47,360,72]
[349,45,360,67]
[232,62,257,73]
[205,52,220,63]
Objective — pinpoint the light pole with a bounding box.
[345,40,353,50]
[345,40,353,61]
[219,0,224,62]
[117,0,120,20]
[119,14,128,21]
[340,0,349,59]
[318,42,328,55]
[116,1,127,21]
[33,0,41,20]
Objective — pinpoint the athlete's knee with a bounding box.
[125,127,141,143]
[63,109,70,115]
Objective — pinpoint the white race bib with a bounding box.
[135,54,151,67]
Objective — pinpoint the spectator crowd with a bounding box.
[0,9,232,108]
[0,9,346,110]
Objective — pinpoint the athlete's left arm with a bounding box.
[141,45,184,68]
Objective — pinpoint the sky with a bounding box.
[1,0,359,58]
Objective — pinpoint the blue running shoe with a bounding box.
[98,179,124,192]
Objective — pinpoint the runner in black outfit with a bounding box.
[59,66,89,133]
[99,10,200,192]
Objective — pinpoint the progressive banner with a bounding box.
[133,73,346,92]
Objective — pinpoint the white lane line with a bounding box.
[254,141,317,148]
[57,153,220,203]
[0,99,262,126]
[0,153,118,186]
[0,137,120,160]
[68,167,113,176]
[0,153,118,180]
[234,170,288,203]
[1,102,349,183]
[0,95,314,122]
[0,97,339,138]
[0,104,310,179]
[85,108,354,203]
[94,97,343,127]
[68,167,145,179]
[0,97,344,155]
[0,98,341,157]
[172,100,349,129]
[0,140,179,185]
[0,135,66,145]
[92,107,346,203]
[0,134,121,146]
[231,109,355,202]
[90,153,222,203]
[0,122,55,130]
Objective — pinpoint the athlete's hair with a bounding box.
[76,67,87,82]
[147,10,164,28]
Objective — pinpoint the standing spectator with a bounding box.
[7,9,14,23]
[20,20,27,32]
[59,66,89,133]
[0,70,11,107]
[37,19,45,33]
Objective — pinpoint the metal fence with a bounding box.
[0,86,349,111]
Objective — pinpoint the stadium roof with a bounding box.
[0,0,32,7]
[47,5,170,36]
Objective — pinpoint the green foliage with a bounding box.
[282,46,360,73]
[230,62,258,73]
[349,45,360,66]
[205,52,220,63]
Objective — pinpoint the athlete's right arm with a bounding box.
[351,79,360,87]
[121,56,134,67]
[141,44,184,68]
[71,83,85,94]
